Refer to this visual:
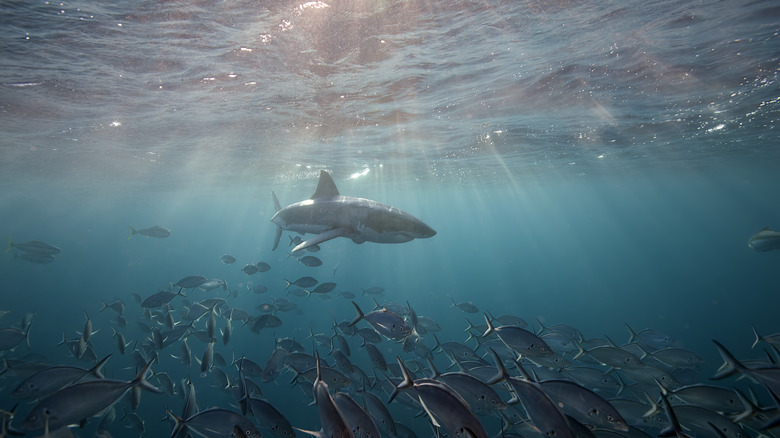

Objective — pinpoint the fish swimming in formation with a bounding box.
[5,239,61,264]
[748,226,780,251]
[127,225,171,239]
[270,170,436,252]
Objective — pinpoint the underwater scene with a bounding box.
[1,0,780,437]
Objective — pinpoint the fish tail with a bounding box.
[128,226,136,239]
[99,300,108,312]
[283,279,292,290]
[751,325,763,349]
[167,409,187,438]
[388,356,413,403]
[133,356,163,394]
[711,340,745,380]
[23,320,32,349]
[348,301,364,327]
[486,348,510,385]
[432,333,442,353]
[624,323,639,344]
[482,313,495,337]
[3,238,11,253]
[91,354,112,379]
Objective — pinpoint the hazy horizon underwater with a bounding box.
[1,0,780,437]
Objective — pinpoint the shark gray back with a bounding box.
[270,170,435,252]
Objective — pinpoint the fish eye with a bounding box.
[607,415,615,421]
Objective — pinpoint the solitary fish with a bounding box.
[127,225,170,239]
[220,254,236,264]
[271,170,435,252]
[4,239,60,255]
[748,227,780,251]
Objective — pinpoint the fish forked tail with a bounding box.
[133,356,163,394]
[3,238,12,253]
[711,340,747,380]
[272,192,282,251]
[127,226,136,239]
[348,301,365,327]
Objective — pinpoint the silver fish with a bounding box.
[539,380,628,431]
[128,225,170,238]
[4,239,60,255]
[334,392,382,438]
[748,226,780,251]
[200,342,214,377]
[483,314,554,358]
[21,357,161,432]
[349,301,412,340]
[169,407,261,438]
[220,254,236,264]
[391,357,488,438]
[142,290,185,308]
[247,396,295,438]
[486,349,575,438]
[450,299,479,313]
[262,348,289,383]
[295,351,354,438]
[11,355,110,399]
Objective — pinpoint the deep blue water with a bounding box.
[1,0,780,437]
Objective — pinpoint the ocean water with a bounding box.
[1,0,779,436]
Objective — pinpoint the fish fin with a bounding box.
[134,356,163,394]
[294,427,324,438]
[751,325,763,349]
[418,395,441,428]
[292,228,349,253]
[482,313,495,337]
[91,354,112,379]
[310,170,340,199]
[486,348,510,385]
[3,238,11,253]
[624,323,640,344]
[271,192,283,251]
[711,340,745,380]
[348,301,365,327]
[128,226,136,239]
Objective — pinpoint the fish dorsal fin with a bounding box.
[311,170,340,199]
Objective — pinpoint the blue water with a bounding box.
[1,0,780,436]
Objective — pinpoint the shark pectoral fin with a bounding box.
[272,227,282,251]
[292,228,349,253]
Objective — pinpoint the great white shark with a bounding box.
[271,170,436,253]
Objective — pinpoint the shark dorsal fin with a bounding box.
[311,170,340,199]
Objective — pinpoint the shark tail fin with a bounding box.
[272,192,282,251]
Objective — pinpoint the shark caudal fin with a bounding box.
[272,192,282,251]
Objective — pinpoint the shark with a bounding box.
[748,227,780,252]
[271,170,436,252]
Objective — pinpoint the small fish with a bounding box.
[284,276,318,289]
[11,355,111,399]
[298,256,323,267]
[168,408,261,438]
[174,275,208,289]
[262,348,289,383]
[141,289,185,308]
[13,252,55,264]
[0,325,32,351]
[4,239,60,255]
[349,301,412,340]
[255,261,272,272]
[127,225,170,239]
[249,284,268,294]
[450,299,479,313]
[200,342,214,377]
[99,299,125,315]
[247,397,296,438]
[199,279,227,291]
[748,226,780,251]
[220,254,236,264]
[361,286,384,295]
